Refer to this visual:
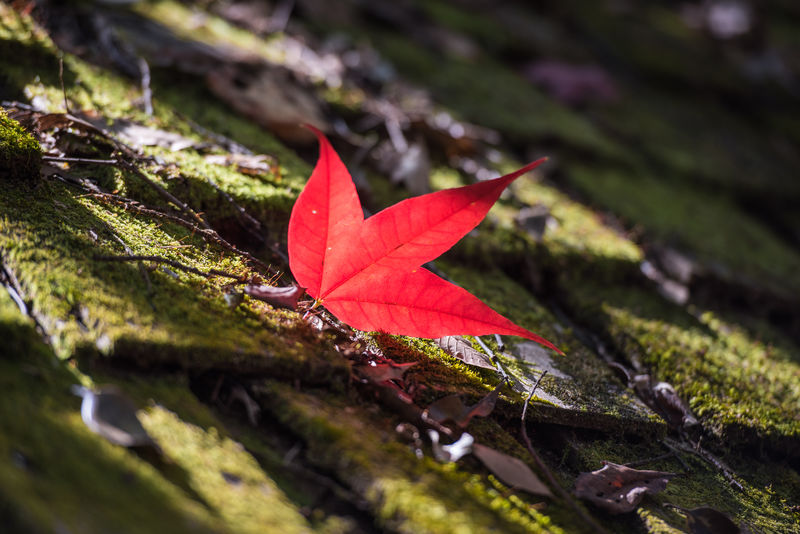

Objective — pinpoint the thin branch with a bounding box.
[493,334,505,353]
[202,175,289,264]
[116,159,214,231]
[138,57,153,116]
[521,371,610,534]
[521,371,548,422]
[42,154,214,232]
[59,55,71,115]
[475,336,509,381]
[665,436,742,491]
[661,440,691,472]
[56,173,278,276]
[0,255,49,336]
[1,265,28,316]
[174,111,253,155]
[94,255,246,281]
[110,232,153,300]
[43,155,119,166]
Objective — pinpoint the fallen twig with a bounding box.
[665,436,743,491]
[42,154,213,232]
[59,55,71,115]
[0,255,49,336]
[475,336,509,381]
[138,57,153,116]
[55,173,278,277]
[522,371,610,534]
[661,440,691,472]
[43,155,119,166]
[110,232,154,302]
[94,254,246,281]
[117,159,214,231]
[199,174,290,264]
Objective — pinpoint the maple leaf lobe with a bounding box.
[288,130,562,354]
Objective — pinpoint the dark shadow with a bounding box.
[187,371,381,534]
[0,327,222,532]
[0,35,77,103]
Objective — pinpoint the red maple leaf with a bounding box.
[288,128,561,354]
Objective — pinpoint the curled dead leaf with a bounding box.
[353,361,418,384]
[244,285,304,310]
[632,375,697,430]
[574,462,676,514]
[425,382,501,427]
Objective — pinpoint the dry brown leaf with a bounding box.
[353,361,418,384]
[434,336,495,369]
[425,383,501,427]
[472,443,552,497]
[632,375,697,430]
[574,462,676,514]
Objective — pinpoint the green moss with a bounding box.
[0,148,346,384]
[0,108,41,181]
[428,161,643,289]
[369,32,624,159]
[0,302,321,533]
[258,381,571,534]
[510,166,643,266]
[572,436,800,533]
[437,261,665,437]
[0,296,225,533]
[566,163,800,293]
[0,2,308,189]
[593,86,799,199]
[559,279,800,451]
[566,3,739,92]
[141,407,314,534]
[0,3,349,382]
[416,0,513,53]
[133,0,285,67]
[0,283,48,363]
[149,148,302,234]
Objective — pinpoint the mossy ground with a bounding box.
[1,1,799,533]
[0,107,40,179]
[257,381,569,534]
